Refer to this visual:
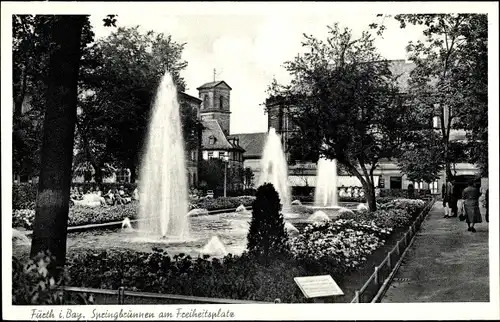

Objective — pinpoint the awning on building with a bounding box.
[288,175,379,187]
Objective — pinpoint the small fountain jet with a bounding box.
[121,217,132,230]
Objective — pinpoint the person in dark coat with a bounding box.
[448,181,459,218]
[442,180,453,218]
[462,179,482,232]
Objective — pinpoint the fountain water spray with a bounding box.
[138,71,190,240]
[314,158,339,207]
[258,127,290,210]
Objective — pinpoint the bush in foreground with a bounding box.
[12,251,93,305]
[247,183,289,258]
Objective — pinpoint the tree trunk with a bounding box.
[14,98,23,117]
[129,165,137,183]
[30,16,86,277]
[93,164,103,183]
[362,181,377,212]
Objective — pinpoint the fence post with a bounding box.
[374,266,379,285]
[118,286,125,304]
[353,290,360,303]
[387,251,392,270]
[396,240,400,256]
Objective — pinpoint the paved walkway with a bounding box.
[382,201,489,302]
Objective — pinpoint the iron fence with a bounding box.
[351,197,435,303]
[60,286,274,305]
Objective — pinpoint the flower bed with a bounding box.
[378,198,425,219]
[292,195,366,203]
[13,196,256,230]
[290,219,391,272]
[189,196,255,211]
[13,198,429,303]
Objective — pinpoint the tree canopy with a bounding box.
[73,26,193,182]
[372,14,488,178]
[267,24,412,210]
[12,15,94,178]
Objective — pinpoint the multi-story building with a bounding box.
[196,80,245,190]
[238,59,485,195]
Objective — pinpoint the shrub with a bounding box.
[12,251,93,305]
[12,203,139,230]
[247,183,289,258]
[12,183,37,210]
[379,198,426,219]
[337,208,412,230]
[376,196,399,205]
[65,249,307,303]
[290,219,391,273]
[192,196,255,211]
[13,196,256,229]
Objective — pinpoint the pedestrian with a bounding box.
[462,179,482,232]
[443,180,452,218]
[448,182,459,218]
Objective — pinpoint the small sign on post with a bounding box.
[294,275,344,303]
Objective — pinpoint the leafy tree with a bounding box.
[198,158,224,190]
[12,15,94,178]
[267,24,409,211]
[180,101,204,153]
[247,183,289,260]
[30,15,88,277]
[243,167,255,189]
[397,131,444,183]
[227,166,245,191]
[372,14,488,179]
[77,26,189,182]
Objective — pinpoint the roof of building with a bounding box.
[178,91,202,103]
[196,81,232,91]
[232,132,268,158]
[201,119,244,151]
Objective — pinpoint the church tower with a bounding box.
[197,80,232,136]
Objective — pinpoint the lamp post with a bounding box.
[223,155,230,197]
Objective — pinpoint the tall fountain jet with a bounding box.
[314,158,339,208]
[138,71,190,240]
[258,127,290,210]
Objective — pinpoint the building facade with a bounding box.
[197,81,245,190]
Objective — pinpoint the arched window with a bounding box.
[219,95,224,109]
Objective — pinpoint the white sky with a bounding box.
[87,13,423,134]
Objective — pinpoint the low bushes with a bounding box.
[12,197,429,303]
[337,208,412,230]
[291,195,366,203]
[12,251,94,305]
[290,219,391,273]
[13,203,138,230]
[64,249,306,303]
[191,196,255,211]
[12,183,37,210]
[13,196,256,230]
[378,198,426,219]
[12,183,256,211]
